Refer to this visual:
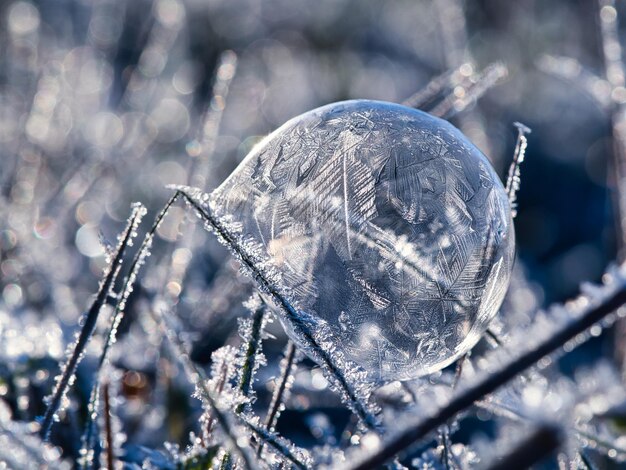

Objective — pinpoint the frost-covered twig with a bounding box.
[484,424,562,470]
[505,122,531,218]
[175,187,381,432]
[40,203,146,440]
[347,264,626,469]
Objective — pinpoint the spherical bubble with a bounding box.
[212,100,515,382]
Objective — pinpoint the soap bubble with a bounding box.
[212,100,515,382]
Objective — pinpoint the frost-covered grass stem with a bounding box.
[258,340,298,458]
[505,122,531,218]
[177,188,380,432]
[40,203,146,440]
[236,302,266,414]
[154,308,256,470]
[80,193,180,461]
[102,382,114,470]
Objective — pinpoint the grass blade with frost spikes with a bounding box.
[505,122,531,218]
[240,415,309,470]
[236,299,266,414]
[264,342,297,430]
[175,186,380,432]
[40,203,146,441]
[485,424,562,470]
[347,264,626,469]
[156,305,312,469]
[153,308,256,470]
[80,193,180,463]
[257,341,298,458]
[177,445,220,469]
[220,298,267,468]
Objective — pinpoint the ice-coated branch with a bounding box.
[40,203,146,441]
[347,264,626,469]
[175,186,381,432]
[484,424,562,470]
[505,122,531,218]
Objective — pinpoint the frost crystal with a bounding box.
[211,100,515,381]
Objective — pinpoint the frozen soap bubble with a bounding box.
[211,100,515,382]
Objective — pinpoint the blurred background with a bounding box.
[0,0,622,462]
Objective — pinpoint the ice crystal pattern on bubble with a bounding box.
[212,100,515,381]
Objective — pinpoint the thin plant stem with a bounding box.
[402,68,458,109]
[80,193,180,461]
[40,203,146,440]
[102,382,114,470]
[155,306,310,470]
[153,308,256,470]
[236,302,266,414]
[429,63,507,119]
[257,340,298,458]
[505,122,531,218]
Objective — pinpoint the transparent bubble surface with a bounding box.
[212,100,515,382]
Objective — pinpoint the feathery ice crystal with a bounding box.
[210,100,515,381]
